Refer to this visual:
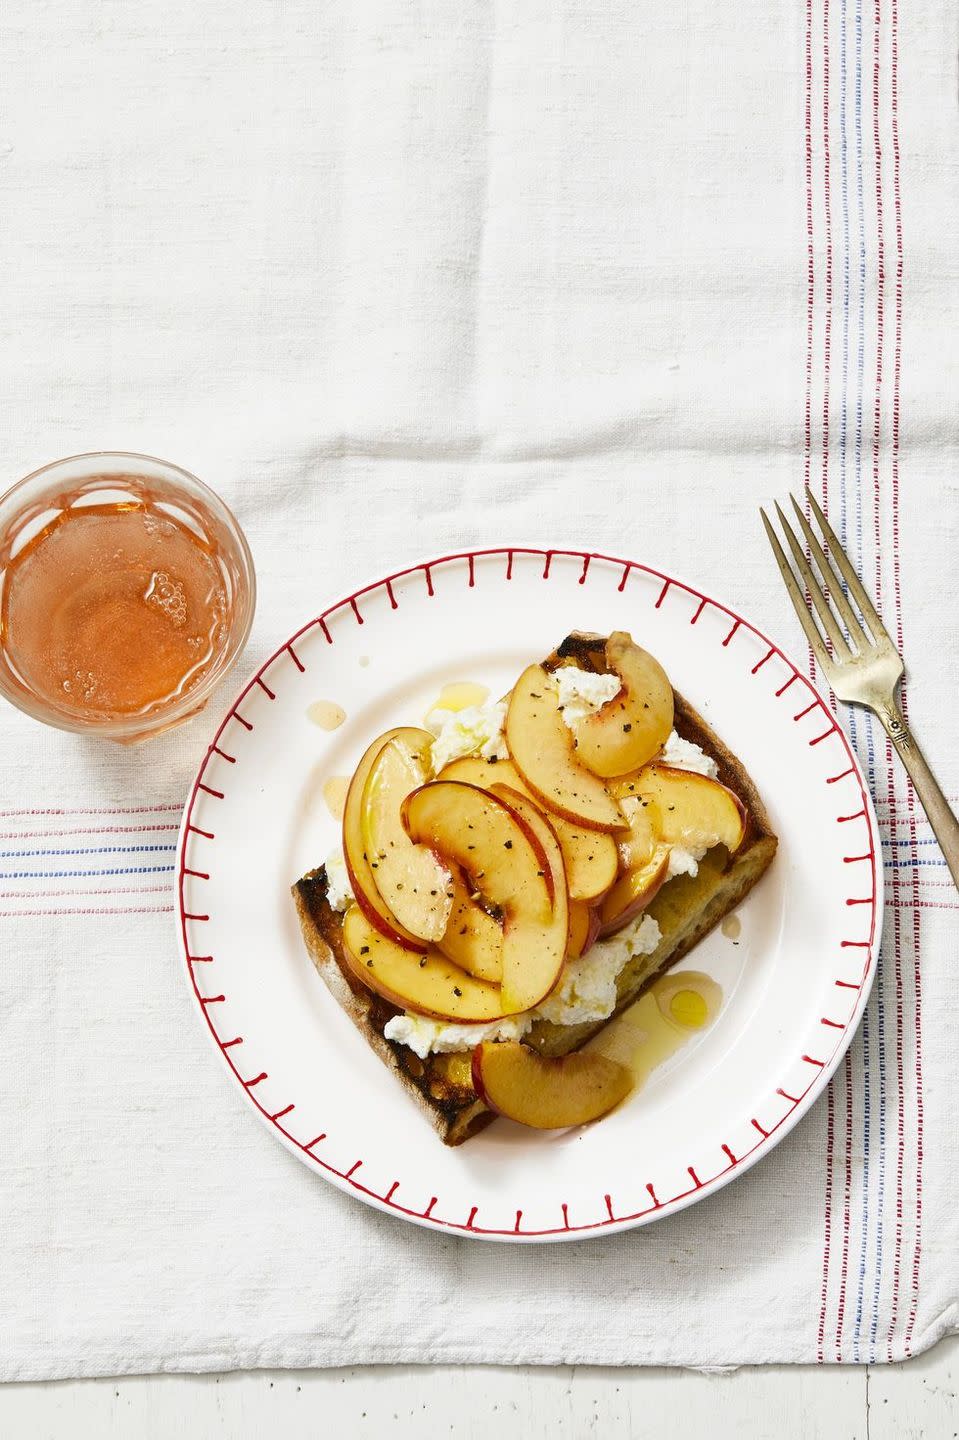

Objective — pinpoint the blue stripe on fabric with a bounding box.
[839,0,850,504]
[0,866,176,880]
[853,0,886,1362]
[882,859,949,869]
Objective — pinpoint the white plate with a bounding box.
[177,547,880,1242]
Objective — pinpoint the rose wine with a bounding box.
[0,460,254,737]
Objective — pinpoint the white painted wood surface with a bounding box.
[1,1337,955,1439]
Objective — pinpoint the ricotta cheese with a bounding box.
[383,1012,532,1059]
[535,913,662,1025]
[554,665,621,727]
[665,844,708,879]
[659,729,719,778]
[324,848,354,912]
[425,699,509,773]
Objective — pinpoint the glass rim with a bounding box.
[0,450,256,738]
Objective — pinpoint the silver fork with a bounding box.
[761,488,959,890]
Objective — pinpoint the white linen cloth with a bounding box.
[0,0,956,1376]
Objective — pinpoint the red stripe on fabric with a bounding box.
[817,0,841,698]
[835,1049,855,1358]
[804,0,816,488]
[0,905,174,917]
[0,823,180,841]
[885,0,923,1359]
[0,805,181,817]
[869,0,909,1361]
[887,861,907,1356]
[0,884,173,900]
[817,1080,836,1363]
[905,879,924,1357]
[809,0,837,1358]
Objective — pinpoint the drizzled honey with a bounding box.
[588,971,723,1088]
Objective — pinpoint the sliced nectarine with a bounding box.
[489,784,569,1011]
[342,905,507,1022]
[403,781,565,1013]
[552,819,618,902]
[435,865,503,983]
[566,899,600,959]
[362,736,452,941]
[471,1041,633,1128]
[627,764,746,855]
[440,754,618,903]
[506,664,625,832]
[568,632,674,778]
[342,728,434,952]
[436,754,526,790]
[403,781,551,918]
[612,792,658,873]
[598,843,671,936]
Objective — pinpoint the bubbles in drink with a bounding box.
[144,571,187,627]
[60,670,96,701]
[143,512,176,538]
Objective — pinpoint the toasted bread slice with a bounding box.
[292,633,778,1145]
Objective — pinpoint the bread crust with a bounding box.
[292,633,777,1145]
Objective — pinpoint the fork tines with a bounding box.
[760,488,894,675]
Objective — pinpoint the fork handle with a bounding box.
[875,701,959,892]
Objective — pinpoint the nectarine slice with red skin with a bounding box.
[569,633,674,779]
[342,905,508,1022]
[439,754,618,903]
[362,736,452,941]
[611,792,658,874]
[431,763,555,906]
[598,843,671,937]
[506,664,625,832]
[550,818,618,904]
[566,899,599,959]
[403,781,565,1014]
[488,784,570,1011]
[436,755,527,789]
[624,763,747,855]
[435,865,503,983]
[343,728,434,953]
[403,780,552,916]
[471,1041,633,1129]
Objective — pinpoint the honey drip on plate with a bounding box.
[588,971,722,1090]
[427,681,489,715]
[720,914,741,940]
[322,775,350,820]
[307,700,346,730]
